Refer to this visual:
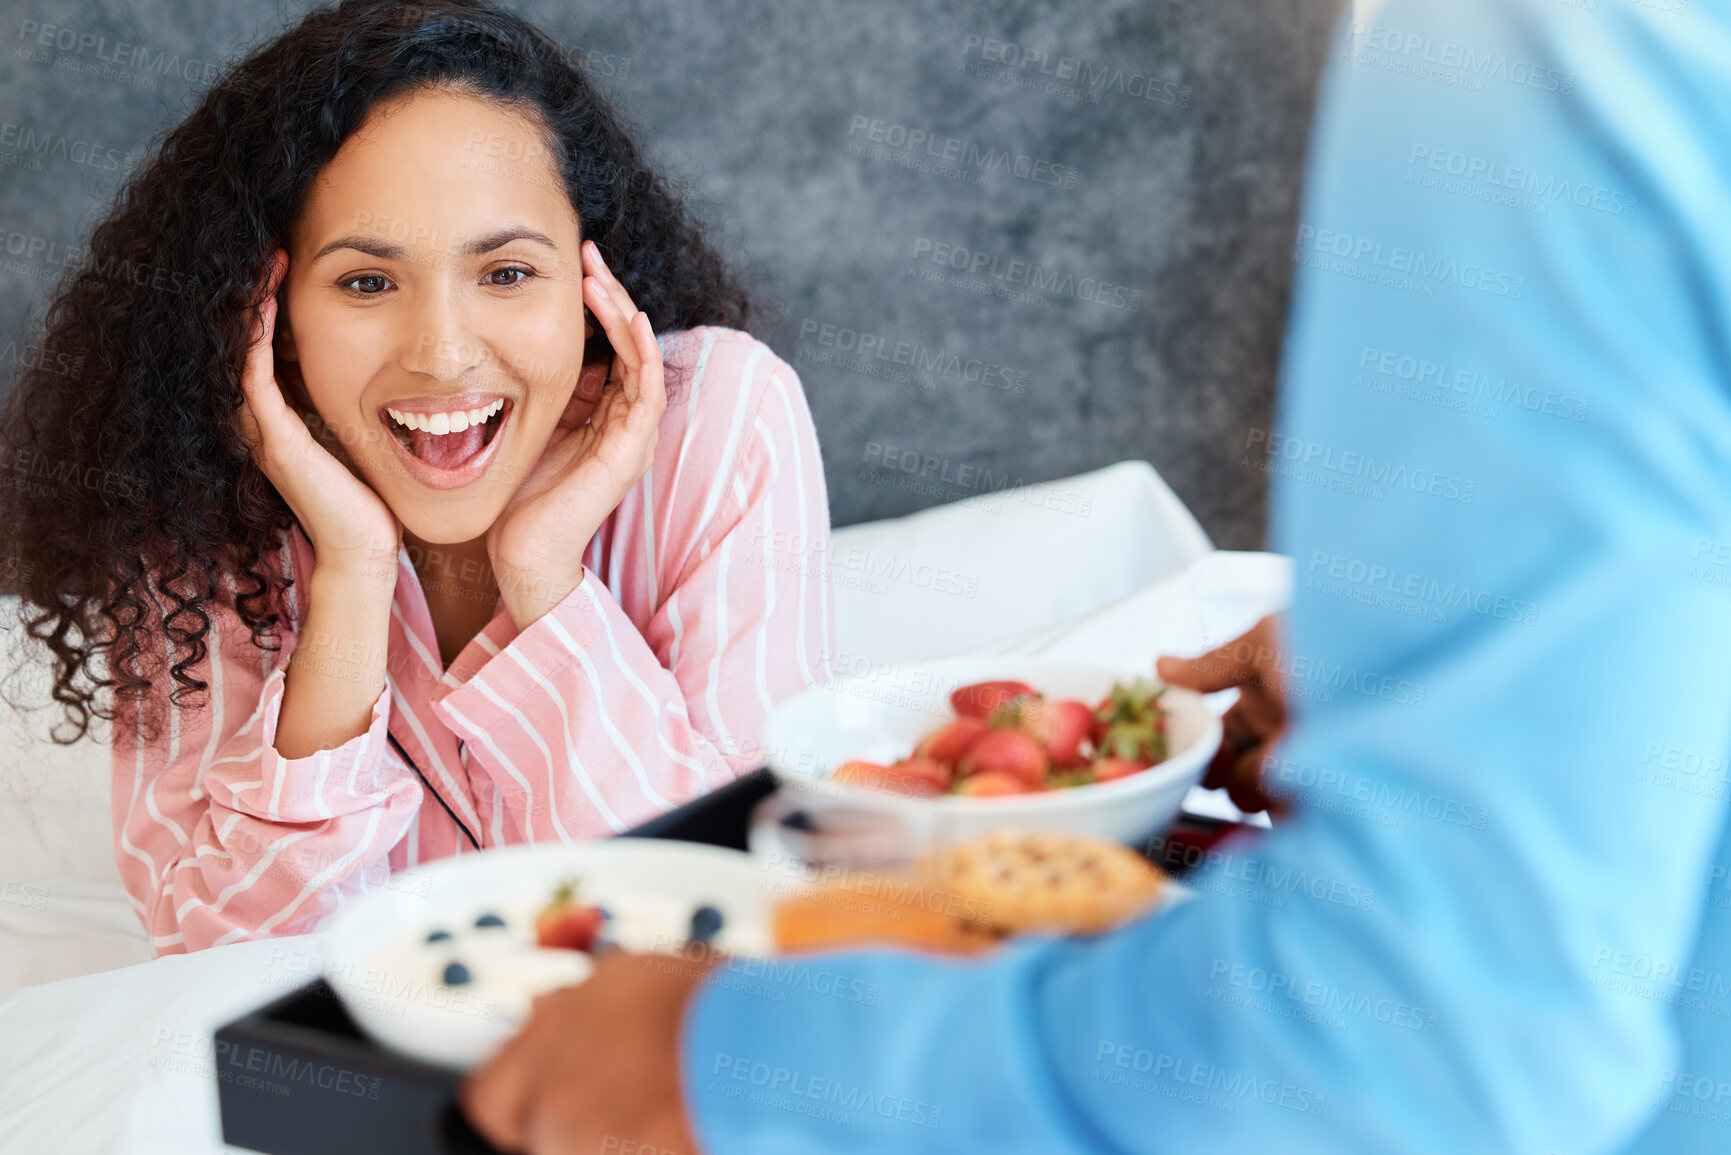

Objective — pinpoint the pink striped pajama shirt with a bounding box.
[112,326,833,956]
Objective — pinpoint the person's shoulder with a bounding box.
[657,325,799,423]
[646,327,808,553]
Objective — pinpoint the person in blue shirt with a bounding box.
[460,0,1731,1150]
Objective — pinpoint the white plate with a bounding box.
[319,840,781,1069]
[760,657,1222,851]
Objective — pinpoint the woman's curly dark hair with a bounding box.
[0,0,752,744]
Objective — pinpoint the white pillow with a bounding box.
[0,612,116,884]
[825,458,1213,667]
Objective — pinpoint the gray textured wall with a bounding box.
[0,0,1339,548]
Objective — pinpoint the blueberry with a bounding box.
[425,929,453,944]
[474,913,507,929]
[689,905,724,943]
[443,961,472,986]
[596,905,613,922]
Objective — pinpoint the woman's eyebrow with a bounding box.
[310,225,559,263]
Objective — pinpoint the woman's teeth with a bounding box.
[387,398,503,434]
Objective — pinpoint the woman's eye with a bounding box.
[487,266,535,288]
[341,274,391,295]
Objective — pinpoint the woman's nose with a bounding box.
[398,286,491,382]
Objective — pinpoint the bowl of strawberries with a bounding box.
[760,658,1222,848]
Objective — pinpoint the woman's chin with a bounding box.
[386,492,506,546]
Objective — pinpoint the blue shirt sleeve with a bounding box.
[681,2,1731,1151]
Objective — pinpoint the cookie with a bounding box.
[928,828,1165,937]
[770,829,1165,955]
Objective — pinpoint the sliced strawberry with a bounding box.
[877,756,951,797]
[956,729,1049,786]
[535,881,604,951]
[914,717,988,765]
[950,680,1038,719]
[1092,756,1154,783]
[953,770,1036,796]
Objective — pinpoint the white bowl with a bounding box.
[760,657,1222,850]
[319,840,779,1069]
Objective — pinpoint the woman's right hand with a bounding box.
[236,248,402,583]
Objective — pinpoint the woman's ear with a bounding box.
[268,296,315,412]
[272,299,299,364]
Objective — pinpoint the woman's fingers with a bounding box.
[627,309,666,414]
[582,276,643,403]
[238,250,296,446]
[582,240,665,411]
[233,398,263,455]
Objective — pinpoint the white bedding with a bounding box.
[0,458,1290,1154]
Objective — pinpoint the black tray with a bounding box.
[214,767,1244,1154]
[215,767,779,1155]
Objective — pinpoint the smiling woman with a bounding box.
[0,0,832,954]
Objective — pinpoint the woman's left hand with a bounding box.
[486,240,668,627]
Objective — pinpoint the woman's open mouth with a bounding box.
[379,395,513,489]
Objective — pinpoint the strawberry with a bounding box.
[535,880,604,951]
[877,756,951,797]
[1092,678,1171,766]
[915,717,988,765]
[1092,756,1154,783]
[953,770,1036,796]
[832,760,891,788]
[956,728,1049,786]
[1004,697,1094,766]
[950,680,1038,719]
